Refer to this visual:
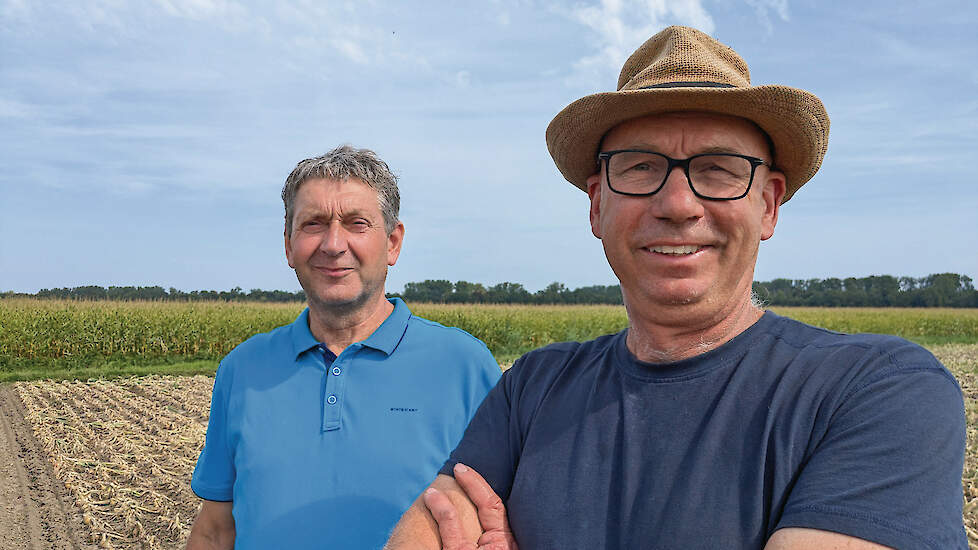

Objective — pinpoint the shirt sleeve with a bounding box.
[466,343,503,421]
[776,344,967,550]
[440,355,525,501]
[190,360,235,502]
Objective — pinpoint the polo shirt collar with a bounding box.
[290,298,412,358]
[290,308,320,359]
[360,297,411,356]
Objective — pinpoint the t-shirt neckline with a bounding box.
[614,310,778,383]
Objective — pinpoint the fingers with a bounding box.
[453,463,511,534]
[477,530,520,550]
[423,487,475,550]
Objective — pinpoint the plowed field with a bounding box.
[0,375,213,549]
[1,344,977,548]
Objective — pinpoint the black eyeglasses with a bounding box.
[597,150,769,200]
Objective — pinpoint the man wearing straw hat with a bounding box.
[385,26,966,550]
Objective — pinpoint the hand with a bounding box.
[422,463,518,550]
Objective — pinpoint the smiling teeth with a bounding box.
[650,245,700,255]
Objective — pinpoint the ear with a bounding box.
[387,221,405,266]
[586,173,603,239]
[285,229,296,268]
[759,169,786,241]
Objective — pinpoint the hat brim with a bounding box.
[545,85,829,203]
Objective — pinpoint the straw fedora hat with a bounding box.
[545,25,829,203]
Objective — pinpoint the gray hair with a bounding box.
[749,289,767,310]
[281,144,400,235]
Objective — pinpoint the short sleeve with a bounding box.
[440,356,525,501]
[190,360,235,501]
[776,347,967,549]
[466,344,503,420]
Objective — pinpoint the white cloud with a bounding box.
[744,0,790,33]
[0,97,35,118]
[0,1,409,68]
[559,0,716,88]
[333,37,370,65]
[153,0,245,20]
[0,0,31,21]
[454,70,472,88]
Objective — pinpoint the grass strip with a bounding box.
[0,360,219,383]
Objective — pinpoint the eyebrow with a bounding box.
[697,145,746,155]
[298,206,371,217]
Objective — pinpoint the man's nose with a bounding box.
[319,223,348,255]
[648,166,705,222]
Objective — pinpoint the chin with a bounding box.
[645,280,710,306]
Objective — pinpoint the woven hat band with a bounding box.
[637,82,737,90]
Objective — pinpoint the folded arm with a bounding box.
[765,528,892,549]
[386,464,518,550]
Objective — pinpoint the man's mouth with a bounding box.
[646,245,705,256]
[315,266,354,275]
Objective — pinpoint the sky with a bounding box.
[1,0,976,294]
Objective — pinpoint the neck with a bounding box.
[623,292,763,363]
[307,293,394,356]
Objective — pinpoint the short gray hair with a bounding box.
[281,144,400,235]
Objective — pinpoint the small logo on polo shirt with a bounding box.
[390,407,419,413]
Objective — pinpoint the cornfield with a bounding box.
[3,298,978,375]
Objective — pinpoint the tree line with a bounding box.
[2,273,976,307]
[751,273,978,308]
[2,286,307,303]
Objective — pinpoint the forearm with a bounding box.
[385,497,444,550]
[185,527,234,550]
[185,501,235,550]
[386,473,484,549]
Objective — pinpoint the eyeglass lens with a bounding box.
[607,152,753,198]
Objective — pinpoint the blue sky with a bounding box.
[1,0,976,294]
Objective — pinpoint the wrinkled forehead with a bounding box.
[294,177,380,210]
[599,111,774,160]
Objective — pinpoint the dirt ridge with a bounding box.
[0,384,96,550]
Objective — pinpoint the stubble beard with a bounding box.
[297,265,388,318]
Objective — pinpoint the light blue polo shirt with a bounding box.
[191,298,501,549]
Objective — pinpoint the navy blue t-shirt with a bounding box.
[441,312,966,549]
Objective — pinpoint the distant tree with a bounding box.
[403,280,454,303]
[566,284,623,304]
[486,282,532,303]
[450,281,488,303]
[536,282,569,304]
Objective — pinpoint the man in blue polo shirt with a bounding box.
[185,145,501,550]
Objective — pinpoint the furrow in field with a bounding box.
[15,380,203,549]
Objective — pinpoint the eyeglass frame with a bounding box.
[596,150,770,201]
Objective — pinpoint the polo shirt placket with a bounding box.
[311,303,409,433]
[320,343,360,432]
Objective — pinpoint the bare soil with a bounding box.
[0,384,96,550]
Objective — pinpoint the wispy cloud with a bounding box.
[744,0,790,34]
[0,97,36,119]
[554,0,792,88]
[0,0,413,67]
[152,0,248,20]
[556,0,715,88]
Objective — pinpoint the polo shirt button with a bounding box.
[327,394,337,405]
[331,366,341,376]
